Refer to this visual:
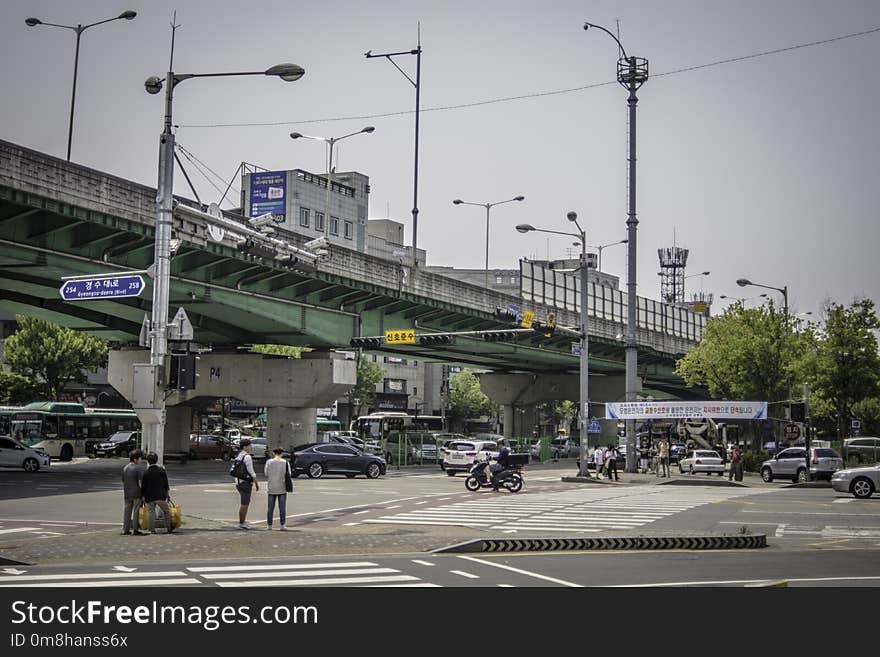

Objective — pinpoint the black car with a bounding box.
[290,443,386,479]
[93,431,140,458]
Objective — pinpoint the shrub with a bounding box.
[742,450,769,473]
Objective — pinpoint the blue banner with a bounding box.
[249,171,287,222]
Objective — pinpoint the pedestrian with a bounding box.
[121,449,146,535]
[594,443,606,479]
[639,439,649,474]
[233,439,259,529]
[604,444,620,481]
[264,448,291,531]
[729,444,744,482]
[657,438,670,478]
[141,452,174,534]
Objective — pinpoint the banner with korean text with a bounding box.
[605,401,767,420]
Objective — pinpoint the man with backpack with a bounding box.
[231,439,259,529]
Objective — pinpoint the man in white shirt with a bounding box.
[594,443,605,478]
[234,439,259,529]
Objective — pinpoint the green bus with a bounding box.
[8,402,139,461]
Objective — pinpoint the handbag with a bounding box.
[167,499,182,529]
[284,462,293,493]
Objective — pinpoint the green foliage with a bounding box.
[851,398,880,436]
[0,371,43,404]
[448,370,494,420]
[248,344,304,358]
[349,358,383,414]
[3,316,108,399]
[540,400,576,431]
[742,450,769,473]
[675,302,805,402]
[803,300,880,438]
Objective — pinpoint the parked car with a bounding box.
[188,434,235,461]
[761,446,842,483]
[435,433,469,469]
[831,463,880,499]
[290,443,385,479]
[384,431,438,464]
[843,437,880,464]
[442,439,499,475]
[669,443,687,464]
[93,431,140,458]
[0,435,50,472]
[679,449,725,475]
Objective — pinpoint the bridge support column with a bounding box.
[164,406,192,455]
[266,407,317,452]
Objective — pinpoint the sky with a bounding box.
[2,0,879,321]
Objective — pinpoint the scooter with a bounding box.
[465,459,523,493]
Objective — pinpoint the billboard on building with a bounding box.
[248,171,287,222]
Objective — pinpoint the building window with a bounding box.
[413,387,417,396]
[510,277,517,285]
[383,378,407,394]
[314,211,324,232]
[299,207,310,227]
[330,216,339,236]
[496,276,503,284]
[344,220,353,240]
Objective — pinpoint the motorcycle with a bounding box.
[464,458,523,493]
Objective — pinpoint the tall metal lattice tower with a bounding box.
[658,247,689,304]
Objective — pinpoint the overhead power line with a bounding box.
[177,25,880,130]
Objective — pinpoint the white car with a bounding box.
[0,435,51,472]
[442,439,498,475]
[678,449,725,476]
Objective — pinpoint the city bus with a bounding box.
[9,402,139,461]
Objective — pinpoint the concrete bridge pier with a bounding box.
[108,349,356,459]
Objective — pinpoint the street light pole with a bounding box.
[143,61,304,463]
[25,11,137,161]
[584,21,648,473]
[515,214,591,478]
[366,32,422,270]
[683,270,710,297]
[595,238,628,272]
[290,127,375,239]
[452,196,525,288]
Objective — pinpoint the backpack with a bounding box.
[229,454,251,480]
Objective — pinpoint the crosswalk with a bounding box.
[363,486,772,533]
[0,561,438,588]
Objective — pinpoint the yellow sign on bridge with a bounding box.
[385,329,416,344]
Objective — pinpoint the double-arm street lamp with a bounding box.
[517,212,592,478]
[594,238,627,272]
[685,270,710,295]
[25,10,137,161]
[453,196,525,288]
[584,21,648,473]
[290,127,375,239]
[142,61,305,462]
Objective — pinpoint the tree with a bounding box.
[541,400,576,433]
[348,357,383,417]
[0,371,43,404]
[248,344,304,358]
[3,316,109,399]
[806,299,880,439]
[675,301,806,403]
[448,370,493,425]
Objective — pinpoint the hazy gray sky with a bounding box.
[2,0,879,320]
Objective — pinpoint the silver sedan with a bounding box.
[831,465,880,499]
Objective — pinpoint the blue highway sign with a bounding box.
[59,275,145,301]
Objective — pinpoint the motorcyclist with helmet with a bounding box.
[483,437,511,491]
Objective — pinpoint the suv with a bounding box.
[843,437,880,464]
[93,431,140,458]
[761,446,843,483]
[442,439,499,475]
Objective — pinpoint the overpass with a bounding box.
[0,139,707,447]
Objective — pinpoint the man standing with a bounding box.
[141,452,174,534]
[657,438,670,478]
[594,443,606,479]
[604,444,620,481]
[264,447,290,530]
[121,449,146,535]
[233,439,259,529]
[729,444,744,482]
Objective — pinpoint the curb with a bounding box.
[433,534,767,554]
[782,481,832,489]
[657,478,749,487]
[560,476,617,485]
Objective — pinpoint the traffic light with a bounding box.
[493,308,518,323]
[790,402,805,423]
[169,354,199,390]
[483,330,520,342]
[350,337,383,348]
[418,334,454,345]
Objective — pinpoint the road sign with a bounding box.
[385,329,416,345]
[571,342,582,356]
[784,423,801,440]
[59,275,145,301]
[587,418,602,434]
[507,303,521,320]
[520,309,535,328]
[852,420,861,429]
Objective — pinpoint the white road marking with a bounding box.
[10,578,201,588]
[202,567,400,580]
[218,575,419,587]
[411,560,435,567]
[189,562,379,572]
[450,570,479,579]
[0,571,187,584]
[0,527,39,535]
[456,556,583,588]
[352,510,370,515]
